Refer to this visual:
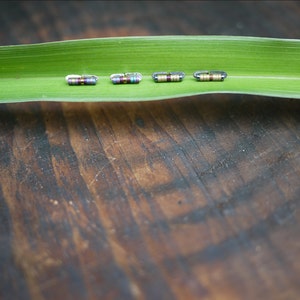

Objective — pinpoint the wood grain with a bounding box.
[1,1,300,299]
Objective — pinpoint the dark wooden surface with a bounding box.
[1,1,300,299]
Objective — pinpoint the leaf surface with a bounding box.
[0,36,299,102]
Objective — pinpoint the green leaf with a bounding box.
[0,36,300,102]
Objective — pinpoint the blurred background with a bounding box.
[1,1,300,46]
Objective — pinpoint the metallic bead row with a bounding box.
[65,70,227,86]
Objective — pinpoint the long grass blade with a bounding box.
[0,36,299,102]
